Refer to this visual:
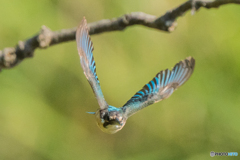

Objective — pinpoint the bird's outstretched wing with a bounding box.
[121,57,195,118]
[76,17,108,109]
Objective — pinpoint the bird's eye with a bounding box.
[95,109,126,134]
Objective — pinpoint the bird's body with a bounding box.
[76,17,195,134]
[95,106,126,134]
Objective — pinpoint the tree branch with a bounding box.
[0,0,239,71]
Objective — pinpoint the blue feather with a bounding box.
[122,57,195,118]
[76,17,108,109]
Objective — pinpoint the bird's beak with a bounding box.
[86,112,95,115]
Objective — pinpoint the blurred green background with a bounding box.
[0,0,240,160]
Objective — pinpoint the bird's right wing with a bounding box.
[76,17,108,109]
[121,57,195,118]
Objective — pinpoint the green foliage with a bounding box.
[0,0,239,159]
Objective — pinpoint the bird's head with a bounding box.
[88,106,126,134]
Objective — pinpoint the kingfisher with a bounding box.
[76,17,195,134]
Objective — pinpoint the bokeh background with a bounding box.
[0,0,240,160]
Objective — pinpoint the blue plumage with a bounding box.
[76,17,195,134]
[76,18,107,109]
[122,57,195,118]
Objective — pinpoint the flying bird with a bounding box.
[76,17,195,134]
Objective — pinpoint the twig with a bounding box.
[0,0,239,71]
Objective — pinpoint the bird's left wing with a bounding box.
[76,17,108,109]
[121,57,195,118]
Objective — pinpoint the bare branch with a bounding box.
[0,0,239,71]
